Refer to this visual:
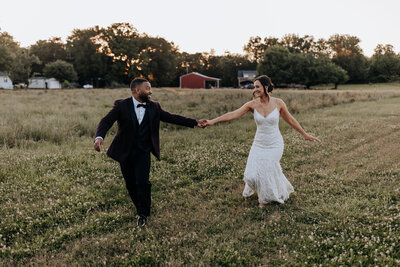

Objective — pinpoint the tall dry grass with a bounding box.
[1,87,400,148]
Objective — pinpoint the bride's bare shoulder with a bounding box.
[244,99,257,110]
[244,99,256,105]
[271,97,286,108]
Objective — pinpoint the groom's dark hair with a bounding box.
[130,78,149,91]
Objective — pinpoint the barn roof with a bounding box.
[180,72,221,80]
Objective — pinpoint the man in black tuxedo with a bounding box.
[94,78,205,227]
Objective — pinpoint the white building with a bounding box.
[0,72,13,89]
[28,77,61,89]
[237,70,257,88]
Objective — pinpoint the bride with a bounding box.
[204,75,320,208]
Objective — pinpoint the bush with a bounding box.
[62,80,71,89]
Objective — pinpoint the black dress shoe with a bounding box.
[137,215,146,227]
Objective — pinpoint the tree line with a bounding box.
[1,23,400,88]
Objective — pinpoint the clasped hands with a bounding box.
[197,119,212,128]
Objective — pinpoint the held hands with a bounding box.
[197,119,207,128]
[94,139,104,152]
[197,119,214,128]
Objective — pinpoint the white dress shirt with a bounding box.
[95,96,147,141]
[132,96,147,125]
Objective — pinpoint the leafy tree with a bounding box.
[369,44,400,82]
[43,60,77,82]
[327,34,369,83]
[258,46,348,88]
[9,48,40,84]
[308,55,348,88]
[30,37,67,74]
[281,34,321,54]
[244,34,330,62]
[95,23,142,84]
[0,30,39,84]
[218,53,257,87]
[131,36,179,86]
[0,30,20,71]
[66,27,111,86]
[257,46,292,85]
[0,44,13,71]
[177,52,208,73]
[244,36,279,61]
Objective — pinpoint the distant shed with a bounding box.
[180,72,221,89]
[28,77,61,89]
[0,72,13,89]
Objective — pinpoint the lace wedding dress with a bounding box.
[242,107,294,204]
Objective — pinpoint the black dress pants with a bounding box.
[119,150,151,217]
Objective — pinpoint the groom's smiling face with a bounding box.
[135,82,152,102]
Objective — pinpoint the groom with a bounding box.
[94,78,205,227]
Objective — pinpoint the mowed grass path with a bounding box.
[0,88,399,265]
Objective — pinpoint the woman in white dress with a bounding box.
[205,75,320,208]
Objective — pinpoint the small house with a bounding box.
[28,77,61,89]
[238,70,257,88]
[180,72,221,89]
[0,72,13,89]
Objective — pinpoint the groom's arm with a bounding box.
[95,100,121,140]
[158,102,198,128]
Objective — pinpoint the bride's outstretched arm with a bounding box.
[206,102,252,126]
[278,99,320,142]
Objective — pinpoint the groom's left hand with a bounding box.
[197,119,207,128]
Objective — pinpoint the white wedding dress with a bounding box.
[242,107,294,204]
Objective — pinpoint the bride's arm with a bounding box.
[278,99,320,142]
[207,102,252,126]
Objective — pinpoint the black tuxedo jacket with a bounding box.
[95,97,197,163]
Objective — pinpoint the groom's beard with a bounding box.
[139,93,150,103]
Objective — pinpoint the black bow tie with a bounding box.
[137,103,148,108]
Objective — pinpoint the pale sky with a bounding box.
[1,0,399,57]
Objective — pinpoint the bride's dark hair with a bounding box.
[254,75,274,97]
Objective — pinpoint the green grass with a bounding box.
[0,86,399,265]
[311,82,400,90]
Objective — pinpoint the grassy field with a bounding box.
[311,81,400,91]
[0,85,399,265]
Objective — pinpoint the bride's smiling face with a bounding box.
[253,80,266,98]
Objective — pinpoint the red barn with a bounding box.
[180,72,221,89]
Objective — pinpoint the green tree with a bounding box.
[43,60,77,82]
[257,46,292,85]
[244,36,279,61]
[258,46,348,88]
[9,48,40,84]
[0,30,40,84]
[0,44,13,71]
[96,23,142,84]
[369,44,400,82]
[130,36,179,86]
[218,53,257,87]
[327,34,369,83]
[281,34,318,54]
[30,37,68,74]
[66,27,111,86]
[174,52,209,86]
[0,30,20,71]
[244,34,330,62]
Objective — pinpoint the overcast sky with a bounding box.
[1,0,399,56]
